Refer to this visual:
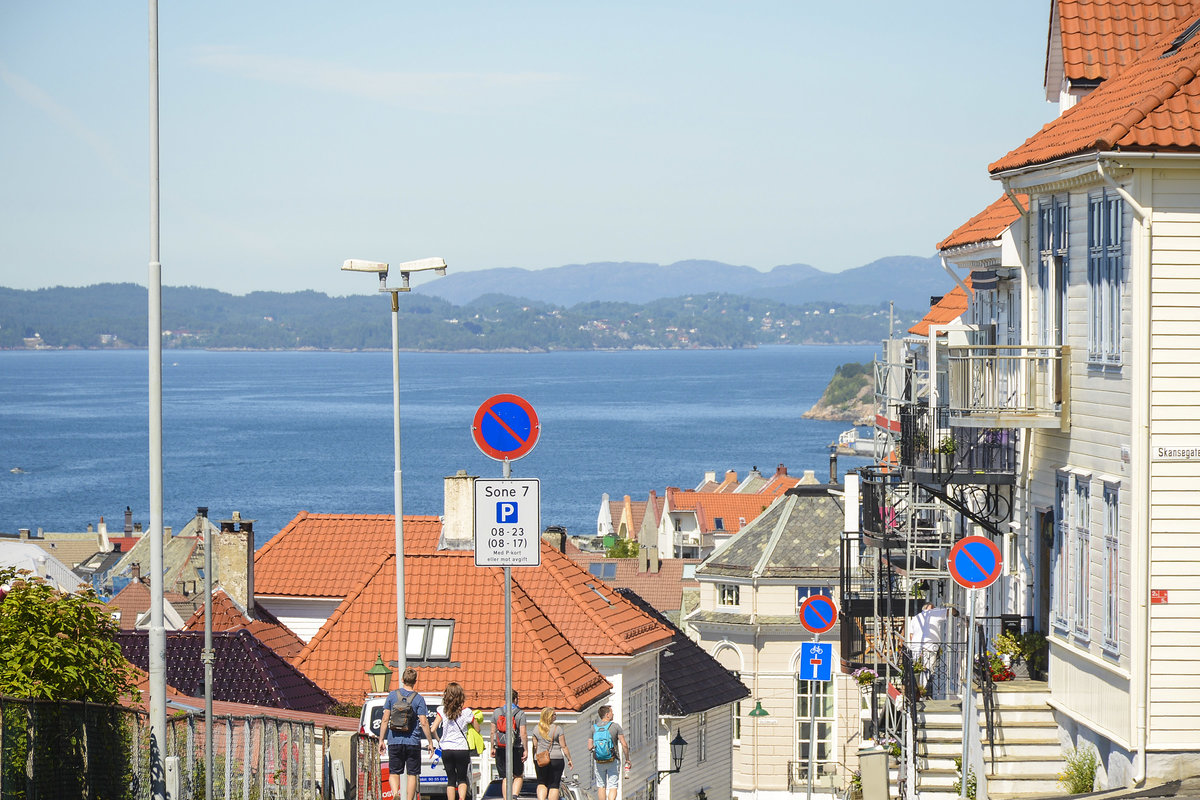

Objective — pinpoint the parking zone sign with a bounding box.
[474,479,541,567]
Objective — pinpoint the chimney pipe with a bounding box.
[776,463,788,477]
[829,452,838,484]
[124,506,133,534]
[131,562,141,581]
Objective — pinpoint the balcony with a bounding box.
[945,344,1069,429]
[897,407,1017,485]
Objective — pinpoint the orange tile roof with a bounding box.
[254,513,442,598]
[184,588,306,660]
[108,580,191,630]
[758,472,801,500]
[995,12,1200,173]
[567,555,700,617]
[937,195,1028,251]
[908,278,971,337]
[666,489,773,535]
[1056,1,1196,84]
[259,514,672,708]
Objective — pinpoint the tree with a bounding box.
[606,538,640,559]
[0,567,139,703]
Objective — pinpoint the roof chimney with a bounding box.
[799,469,819,485]
[776,464,788,477]
[131,562,141,581]
[725,470,737,483]
[829,452,838,484]
[704,471,716,484]
[124,506,133,534]
[439,470,477,549]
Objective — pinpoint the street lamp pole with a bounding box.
[342,258,447,674]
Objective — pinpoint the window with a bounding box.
[796,677,835,770]
[588,562,616,580]
[628,684,648,749]
[1103,484,1120,649]
[714,518,725,531]
[731,671,742,744]
[1088,191,1123,363]
[796,586,833,607]
[719,584,740,607]
[1038,196,1069,347]
[681,564,696,580]
[1054,474,1070,629]
[697,712,708,762]
[405,620,455,662]
[1073,479,1091,638]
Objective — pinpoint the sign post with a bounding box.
[798,595,838,800]
[472,394,541,800]
[948,535,1003,800]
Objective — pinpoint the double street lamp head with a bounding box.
[342,257,447,292]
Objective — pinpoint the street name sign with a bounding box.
[474,478,541,567]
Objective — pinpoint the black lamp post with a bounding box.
[656,732,688,783]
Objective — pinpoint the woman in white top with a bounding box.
[431,682,476,800]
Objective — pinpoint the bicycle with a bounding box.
[561,772,596,800]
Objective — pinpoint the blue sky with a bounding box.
[1,2,1054,296]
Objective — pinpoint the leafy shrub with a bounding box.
[952,757,977,800]
[1058,745,1100,794]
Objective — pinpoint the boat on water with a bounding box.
[829,428,873,457]
[10,467,25,474]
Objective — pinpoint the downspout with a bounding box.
[1097,158,1151,786]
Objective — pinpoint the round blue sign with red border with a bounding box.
[472,394,540,461]
[948,535,1003,589]
[799,594,838,634]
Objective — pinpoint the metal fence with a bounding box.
[0,694,150,800]
[165,713,319,800]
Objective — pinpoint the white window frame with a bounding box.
[796,586,833,608]
[697,712,708,763]
[405,619,455,662]
[628,684,648,750]
[719,583,740,607]
[731,671,742,745]
[1087,190,1123,364]
[1038,196,1069,348]
[796,677,836,773]
[1054,473,1070,631]
[1073,477,1091,639]
[1103,482,1121,651]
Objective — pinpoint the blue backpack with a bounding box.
[592,721,615,762]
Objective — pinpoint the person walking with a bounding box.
[529,707,572,800]
[378,668,436,800]
[587,705,629,800]
[491,690,526,800]
[431,682,476,800]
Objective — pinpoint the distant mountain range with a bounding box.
[416,255,948,310]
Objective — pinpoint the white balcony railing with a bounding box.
[945,345,1069,429]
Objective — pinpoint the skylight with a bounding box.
[1163,18,1200,57]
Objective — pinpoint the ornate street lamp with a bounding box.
[656,732,688,782]
[367,653,394,695]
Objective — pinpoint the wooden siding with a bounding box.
[1147,169,1200,747]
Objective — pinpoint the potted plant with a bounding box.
[987,651,1015,682]
[1020,631,1049,680]
[936,436,956,471]
[993,631,1022,668]
[853,667,877,690]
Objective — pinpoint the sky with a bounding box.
[0,2,1056,297]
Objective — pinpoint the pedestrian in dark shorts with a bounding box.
[378,668,435,800]
[530,707,572,800]
[492,690,527,800]
[431,681,476,800]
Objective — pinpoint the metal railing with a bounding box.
[0,695,150,800]
[945,344,1066,423]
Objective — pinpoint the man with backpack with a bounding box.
[378,667,436,800]
[587,705,630,800]
[491,690,526,800]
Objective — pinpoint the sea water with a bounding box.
[0,346,877,547]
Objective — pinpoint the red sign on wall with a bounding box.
[1151,589,1169,604]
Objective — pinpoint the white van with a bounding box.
[361,693,481,798]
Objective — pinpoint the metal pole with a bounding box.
[960,588,977,800]
[391,292,406,674]
[502,457,513,800]
[806,637,817,800]
[202,509,213,800]
[147,2,167,797]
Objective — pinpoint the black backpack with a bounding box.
[388,690,416,735]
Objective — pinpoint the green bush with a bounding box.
[1058,745,1100,793]
[952,757,977,800]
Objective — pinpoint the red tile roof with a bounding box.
[108,579,191,630]
[184,588,306,660]
[665,489,773,535]
[566,555,700,617]
[937,195,1028,251]
[995,12,1200,173]
[258,513,672,708]
[908,278,971,337]
[1056,1,1197,84]
[254,513,442,598]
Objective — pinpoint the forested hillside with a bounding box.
[0,284,916,351]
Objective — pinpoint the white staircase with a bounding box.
[908,681,1060,800]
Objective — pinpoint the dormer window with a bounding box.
[405,620,455,662]
[719,584,740,607]
[714,518,725,531]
